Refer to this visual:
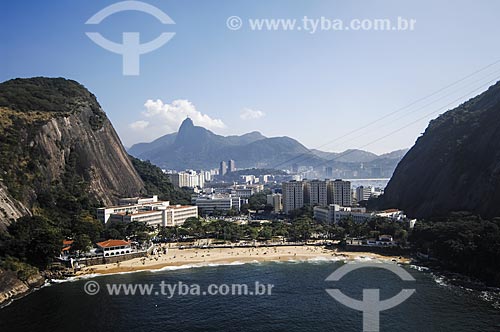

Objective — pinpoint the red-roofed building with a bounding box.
[61,239,74,253]
[96,239,131,257]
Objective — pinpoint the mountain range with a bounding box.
[128,118,408,172]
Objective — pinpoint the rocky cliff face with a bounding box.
[0,77,145,227]
[383,81,500,219]
[0,183,31,231]
[0,268,45,306]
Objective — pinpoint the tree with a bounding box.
[72,234,92,253]
[289,217,312,241]
[104,228,123,240]
[259,226,273,240]
[248,191,270,210]
[182,217,203,236]
[410,215,500,286]
[6,216,62,268]
[72,213,103,243]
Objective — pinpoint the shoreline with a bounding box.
[75,245,411,277]
[0,245,411,308]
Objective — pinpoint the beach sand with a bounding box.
[77,245,410,276]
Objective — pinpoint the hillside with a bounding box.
[383,81,500,218]
[0,77,189,229]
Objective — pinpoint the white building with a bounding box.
[375,209,407,221]
[314,204,373,223]
[106,205,198,227]
[355,186,373,202]
[165,205,199,226]
[228,159,236,173]
[231,184,263,198]
[259,174,272,183]
[97,239,132,257]
[97,196,198,227]
[192,194,242,215]
[314,204,408,224]
[240,175,256,184]
[170,170,205,188]
[118,195,159,206]
[219,161,227,176]
[109,209,166,226]
[97,196,169,224]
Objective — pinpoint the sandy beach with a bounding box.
[77,245,410,276]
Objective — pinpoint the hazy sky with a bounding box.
[2,0,500,154]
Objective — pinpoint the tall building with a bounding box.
[228,159,236,173]
[305,180,328,207]
[325,167,333,178]
[282,181,305,214]
[327,179,352,207]
[267,193,283,213]
[219,161,227,176]
[356,186,373,202]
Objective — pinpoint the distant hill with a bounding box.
[310,149,379,163]
[382,81,500,218]
[128,118,407,172]
[129,118,320,169]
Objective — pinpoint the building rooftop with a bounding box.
[380,209,400,213]
[113,210,164,216]
[169,205,197,210]
[98,200,170,210]
[96,239,130,248]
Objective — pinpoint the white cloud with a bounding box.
[129,120,149,130]
[240,108,266,120]
[128,99,226,142]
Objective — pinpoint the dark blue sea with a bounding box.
[1,261,499,331]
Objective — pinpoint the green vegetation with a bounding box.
[410,213,500,286]
[155,213,410,245]
[241,190,273,213]
[103,221,153,243]
[0,256,40,282]
[0,216,62,269]
[0,77,100,114]
[158,218,293,242]
[130,156,192,204]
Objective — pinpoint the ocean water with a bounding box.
[346,178,390,189]
[0,261,499,332]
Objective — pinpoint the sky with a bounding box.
[1,0,500,154]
